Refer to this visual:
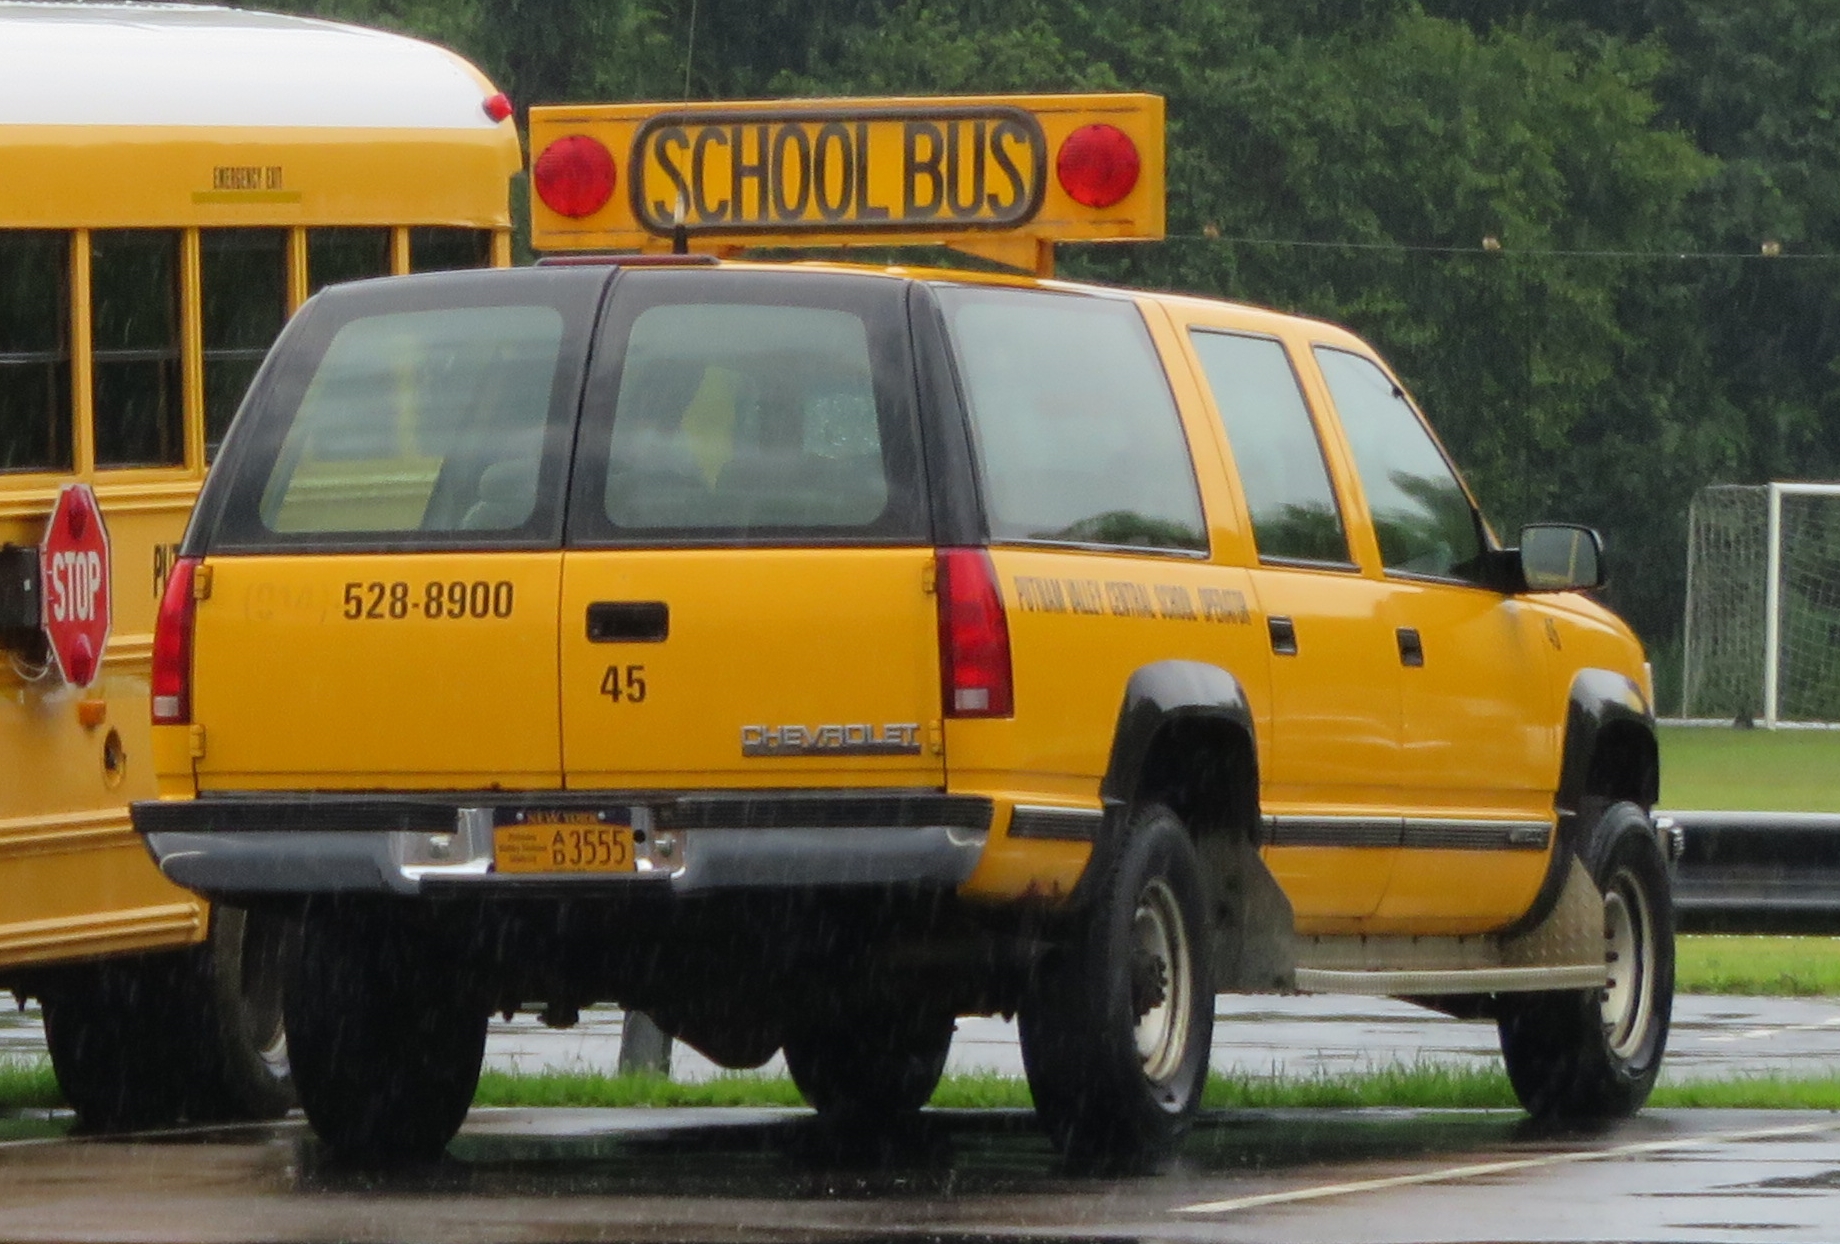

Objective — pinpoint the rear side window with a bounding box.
[570,269,926,545]
[936,286,1206,554]
[203,269,602,551]
[1190,331,1350,565]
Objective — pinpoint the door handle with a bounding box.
[1268,615,1298,656]
[1397,626,1424,667]
[587,601,669,642]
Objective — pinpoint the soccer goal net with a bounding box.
[1682,482,1840,726]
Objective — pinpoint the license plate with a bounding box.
[493,812,635,875]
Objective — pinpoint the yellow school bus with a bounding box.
[0,1,520,1127]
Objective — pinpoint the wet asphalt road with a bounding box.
[0,995,1838,1242]
[1,1106,1837,1242]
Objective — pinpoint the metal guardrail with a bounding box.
[1661,810,1840,933]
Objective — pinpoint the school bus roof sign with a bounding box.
[528,94,1163,269]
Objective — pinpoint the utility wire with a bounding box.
[1160,233,1837,261]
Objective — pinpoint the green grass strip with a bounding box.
[1650,1074,1840,1110]
[10,1057,1840,1114]
[1677,935,1840,997]
[1658,724,1840,812]
[0,1059,63,1111]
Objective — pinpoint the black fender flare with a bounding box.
[1071,660,1258,908]
[1503,667,1658,936]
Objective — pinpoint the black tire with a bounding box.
[285,906,488,1164]
[181,905,296,1122]
[1018,804,1213,1165]
[42,956,189,1131]
[1497,800,1674,1122]
[783,1003,955,1123]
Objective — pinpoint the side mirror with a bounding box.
[1518,524,1605,591]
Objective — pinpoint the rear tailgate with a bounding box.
[558,267,944,790]
[186,267,605,792]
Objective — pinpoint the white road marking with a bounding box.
[1702,1016,1840,1043]
[1172,1120,1840,1215]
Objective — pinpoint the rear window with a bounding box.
[935,286,1206,554]
[569,269,927,545]
[202,269,601,551]
[258,306,560,534]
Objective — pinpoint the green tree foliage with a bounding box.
[245,0,1840,664]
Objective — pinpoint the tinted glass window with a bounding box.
[411,228,493,273]
[573,269,926,546]
[0,231,73,472]
[91,229,182,468]
[309,228,393,293]
[1191,331,1348,564]
[1315,347,1484,580]
[938,287,1205,553]
[202,228,288,455]
[256,305,563,534]
[604,305,887,530]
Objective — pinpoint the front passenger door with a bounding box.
[1312,348,1557,931]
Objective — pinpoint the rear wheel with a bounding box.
[182,905,296,1121]
[42,903,297,1130]
[43,958,189,1131]
[1497,801,1674,1121]
[783,1001,954,1123]
[285,906,488,1164]
[1019,804,1213,1165]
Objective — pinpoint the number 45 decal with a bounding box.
[600,664,647,703]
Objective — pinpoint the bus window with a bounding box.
[91,229,183,469]
[411,227,494,273]
[309,228,393,295]
[0,231,73,472]
[202,229,289,454]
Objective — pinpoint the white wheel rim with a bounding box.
[1601,865,1656,1060]
[1130,878,1192,1087]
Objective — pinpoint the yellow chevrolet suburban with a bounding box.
[133,95,1669,1166]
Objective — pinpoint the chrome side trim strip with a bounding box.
[1401,819,1552,851]
[1295,963,1607,996]
[1262,815,1552,851]
[1007,805,1103,841]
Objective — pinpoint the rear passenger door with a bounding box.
[1180,325,1404,924]
[559,270,945,791]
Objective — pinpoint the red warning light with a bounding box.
[482,92,515,123]
[533,135,618,219]
[1056,124,1140,209]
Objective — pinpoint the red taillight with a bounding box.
[482,92,514,123]
[937,548,1013,718]
[151,557,198,726]
[1056,124,1140,209]
[532,135,617,219]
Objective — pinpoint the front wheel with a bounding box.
[1018,804,1213,1165]
[285,905,488,1164]
[1497,801,1674,1121]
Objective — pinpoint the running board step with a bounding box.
[1293,964,1607,997]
